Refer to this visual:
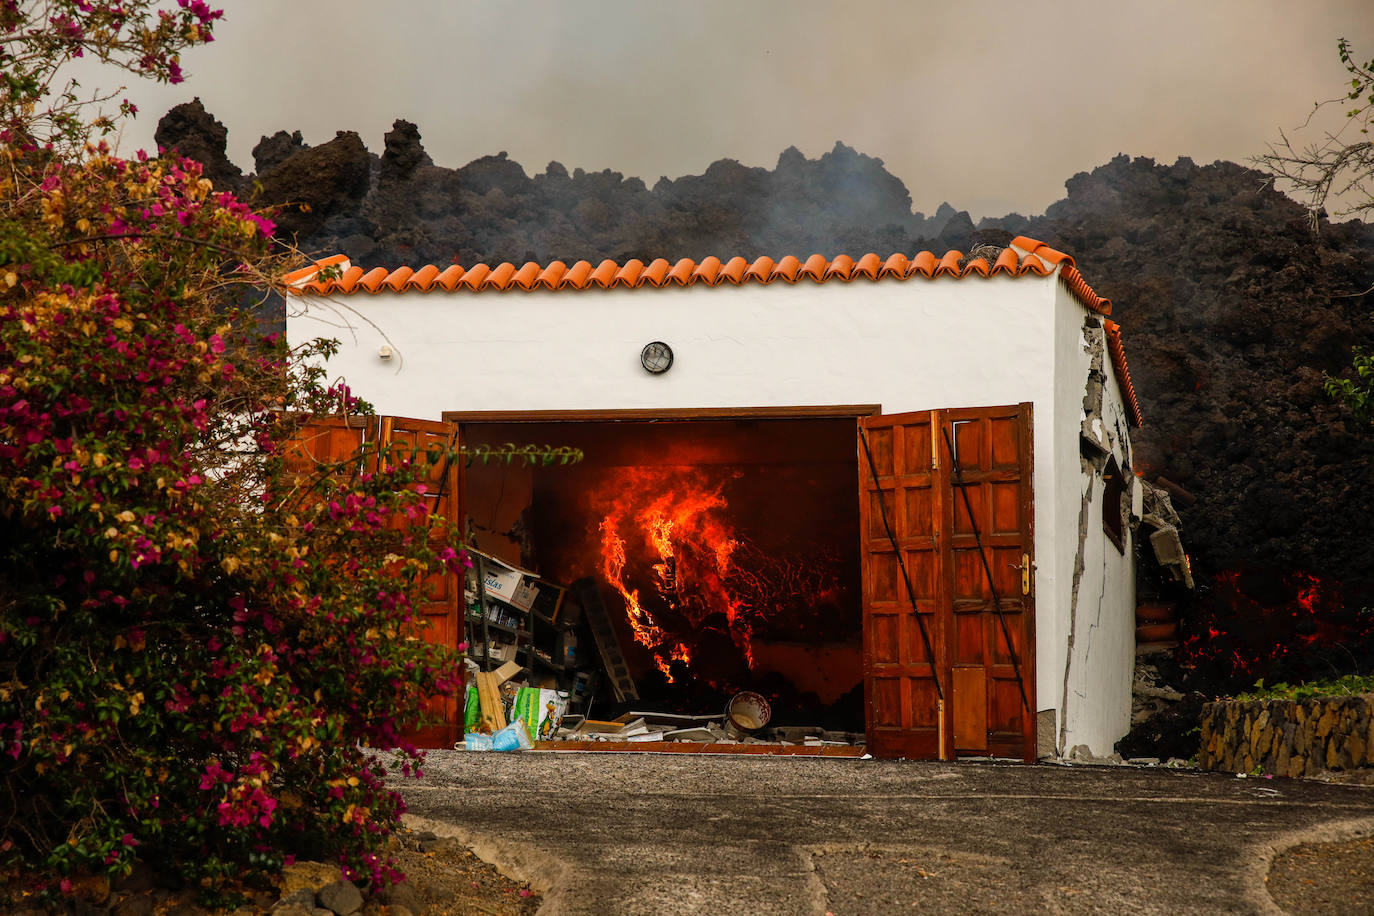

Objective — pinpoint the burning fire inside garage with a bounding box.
[459,416,866,732]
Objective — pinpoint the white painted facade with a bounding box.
[288,264,1138,756]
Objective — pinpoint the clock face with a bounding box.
[641,341,674,374]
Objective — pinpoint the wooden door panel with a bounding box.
[860,410,946,760]
[944,405,1034,760]
[862,403,1035,762]
[283,417,376,484]
[952,667,988,751]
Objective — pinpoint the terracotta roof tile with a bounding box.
[774,255,801,283]
[992,247,1021,275]
[964,257,991,277]
[665,258,694,286]
[852,252,882,279]
[933,250,963,277]
[410,264,440,290]
[800,253,829,282]
[336,265,365,293]
[287,235,1137,423]
[719,256,748,285]
[436,265,465,291]
[692,256,723,286]
[825,254,855,281]
[459,263,490,290]
[512,261,541,290]
[744,256,774,284]
[879,253,909,279]
[1104,319,1143,427]
[358,267,389,293]
[383,266,413,293]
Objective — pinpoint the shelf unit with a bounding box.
[464,551,583,697]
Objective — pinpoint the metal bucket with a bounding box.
[725,691,772,738]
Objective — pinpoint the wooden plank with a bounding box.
[475,671,506,732]
[444,405,883,423]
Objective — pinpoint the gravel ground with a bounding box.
[1266,833,1374,915]
[401,750,1374,915]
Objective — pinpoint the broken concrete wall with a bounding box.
[1045,284,1137,757]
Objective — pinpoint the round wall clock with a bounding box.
[640,341,674,374]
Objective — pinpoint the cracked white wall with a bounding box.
[1046,283,1137,757]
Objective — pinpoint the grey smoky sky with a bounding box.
[68,0,1374,218]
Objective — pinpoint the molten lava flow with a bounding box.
[1180,568,1354,683]
[593,465,841,685]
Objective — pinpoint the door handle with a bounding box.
[1008,553,1031,596]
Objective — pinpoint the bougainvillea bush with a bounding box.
[0,1,465,905]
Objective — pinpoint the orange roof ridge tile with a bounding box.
[744,256,775,284]
[642,258,672,287]
[410,264,440,290]
[512,261,541,290]
[1103,319,1143,427]
[564,261,593,288]
[1010,236,1076,269]
[878,253,909,279]
[535,261,568,289]
[435,265,465,291]
[773,255,802,283]
[358,267,390,294]
[933,251,963,277]
[611,259,645,288]
[719,256,749,285]
[693,256,723,286]
[1060,264,1112,315]
[991,248,1021,275]
[800,254,829,282]
[825,254,855,281]
[383,266,414,293]
[334,264,364,293]
[486,262,517,290]
[963,257,991,277]
[665,257,695,286]
[460,263,492,290]
[852,253,882,279]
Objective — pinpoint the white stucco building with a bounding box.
[285,236,1145,759]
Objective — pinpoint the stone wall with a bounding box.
[1199,695,1374,777]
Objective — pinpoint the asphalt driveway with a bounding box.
[400,752,1374,915]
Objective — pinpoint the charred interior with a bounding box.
[460,417,864,730]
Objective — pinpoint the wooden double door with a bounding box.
[859,404,1036,761]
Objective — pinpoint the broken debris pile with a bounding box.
[458,554,865,752]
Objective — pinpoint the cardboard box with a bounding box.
[471,550,538,610]
[508,579,540,612]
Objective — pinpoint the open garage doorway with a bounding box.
[448,408,872,735]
